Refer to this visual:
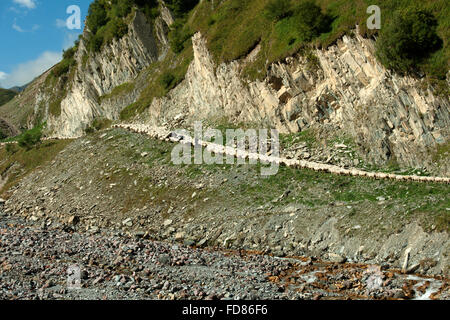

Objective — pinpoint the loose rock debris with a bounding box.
[0,214,447,300]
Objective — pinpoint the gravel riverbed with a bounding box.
[0,207,448,300]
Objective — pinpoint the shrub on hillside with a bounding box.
[87,0,109,34]
[113,0,133,18]
[160,72,176,90]
[51,42,79,77]
[51,58,73,77]
[169,21,193,53]
[93,118,112,131]
[62,46,77,61]
[86,1,133,53]
[89,33,104,52]
[131,0,159,20]
[85,118,112,133]
[84,0,163,54]
[132,0,158,7]
[264,0,292,21]
[103,18,129,44]
[375,9,442,75]
[293,1,332,42]
[18,130,42,150]
[165,0,199,18]
[5,143,17,154]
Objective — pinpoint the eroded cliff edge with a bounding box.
[147,30,449,175]
[1,2,448,174]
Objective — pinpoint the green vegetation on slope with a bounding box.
[90,128,450,233]
[24,0,449,123]
[120,46,194,120]
[182,0,448,82]
[17,128,42,150]
[1,123,44,144]
[99,82,136,102]
[0,89,17,107]
[118,0,449,120]
[44,67,73,118]
[85,0,172,53]
[86,0,133,52]
[376,8,443,76]
[84,117,113,134]
[44,39,81,117]
[51,42,79,78]
[0,138,72,195]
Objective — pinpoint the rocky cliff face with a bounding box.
[48,10,173,137]
[147,29,449,175]
[1,8,448,174]
[0,7,173,138]
[0,118,18,137]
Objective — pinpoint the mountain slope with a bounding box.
[0,89,18,138]
[0,88,16,107]
[0,0,174,135]
[8,85,28,93]
[0,0,449,281]
[0,0,448,174]
[3,128,449,275]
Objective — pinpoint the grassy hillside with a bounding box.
[0,139,72,194]
[0,88,17,107]
[3,128,448,239]
[124,0,449,118]
[183,0,449,81]
[3,0,448,127]
[0,68,52,131]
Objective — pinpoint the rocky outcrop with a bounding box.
[0,7,174,137]
[47,10,172,137]
[1,11,447,174]
[113,123,450,184]
[0,68,53,131]
[0,118,18,137]
[147,29,449,175]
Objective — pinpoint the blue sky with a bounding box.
[0,0,93,88]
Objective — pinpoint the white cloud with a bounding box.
[0,51,61,88]
[8,6,21,14]
[56,19,67,28]
[0,72,8,81]
[12,20,25,32]
[13,0,37,9]
[12,18,39,32]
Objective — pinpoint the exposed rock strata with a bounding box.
[147,30,449,174]
[48,10,172,137]
[1,17,448,173]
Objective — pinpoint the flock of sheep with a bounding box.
[114,123,450,184]
[1,123,447,184]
